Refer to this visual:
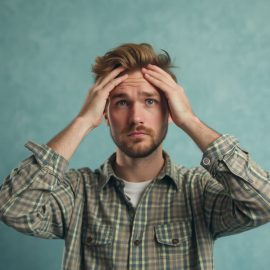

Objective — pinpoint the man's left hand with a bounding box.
[141,64,196,128]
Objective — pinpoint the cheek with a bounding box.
[108,110,126,129]
[155,105,169,121]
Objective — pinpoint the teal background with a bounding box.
[1,0,270,269]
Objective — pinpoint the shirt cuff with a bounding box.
[25,141,69,176]
[200,134,239,175]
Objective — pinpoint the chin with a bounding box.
[121,144,160,159]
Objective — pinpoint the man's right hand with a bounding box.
[46,66,128,161]
[77,66,128,130]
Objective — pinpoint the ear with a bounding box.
[103,111,110,126]
[168,114,173,124]
[103,100,111,126]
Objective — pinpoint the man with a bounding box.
[1,43,270,270]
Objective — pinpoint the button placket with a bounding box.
[128,182,154,266]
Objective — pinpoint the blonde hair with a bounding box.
[91,43,177,82]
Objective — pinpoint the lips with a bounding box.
[127,126,151,137]
[128,131,145,136]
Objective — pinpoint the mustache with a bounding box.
[125,125,154,135]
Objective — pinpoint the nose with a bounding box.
[129,102,144,125]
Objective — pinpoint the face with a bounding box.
[105,69,170,158]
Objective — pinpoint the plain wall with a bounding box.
[1,0,270,269]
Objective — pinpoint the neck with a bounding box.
[113,146,165,183]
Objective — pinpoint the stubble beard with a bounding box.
[109,123,168,158]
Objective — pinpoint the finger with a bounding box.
[142,68,175,88]
[95,76,103,86]
[99,66,126,88]
[143,73,171,96]
[102,73,128,94]
[145,64,174,81]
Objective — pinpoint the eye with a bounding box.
[116,100,128,107]
[145,99,157,105]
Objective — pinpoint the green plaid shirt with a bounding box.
[1,134,270,270]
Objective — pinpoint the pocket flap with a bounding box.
[83,224,113,246]
[155,221,191,246]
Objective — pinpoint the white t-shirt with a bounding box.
[122,179,153,208]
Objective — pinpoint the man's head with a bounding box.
[91,43,177,158]
[92,43,177,83]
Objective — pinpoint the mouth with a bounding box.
[128,131,146,137]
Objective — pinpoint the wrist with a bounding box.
[73,116,95,135]
[177,113,201,131]
[179,114,221,152]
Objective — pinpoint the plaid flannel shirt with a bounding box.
[1,134,270,270]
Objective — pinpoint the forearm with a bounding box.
[47,117,94,161]
[47,67,128,161]
[180,114,221,152]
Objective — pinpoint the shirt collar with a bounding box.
[96,151,181,191]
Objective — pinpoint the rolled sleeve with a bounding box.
[0,141,75,239]
[200,134,239,177]
[25,141,69,177]
[201,134,270,238]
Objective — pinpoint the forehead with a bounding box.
[112,70,160,95]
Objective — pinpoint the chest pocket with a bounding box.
[155,221,192,261]
[82,224,114,268]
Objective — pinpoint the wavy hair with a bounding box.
[91,43,177,82]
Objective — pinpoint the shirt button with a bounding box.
[86,236,93,244]
[172,238,179,245]
[202,157,211,166]
[134,240,140,246]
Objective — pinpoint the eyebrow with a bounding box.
[110,91,160,100]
